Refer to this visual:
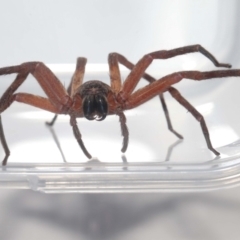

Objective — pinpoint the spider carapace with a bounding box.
[0,44,240,165]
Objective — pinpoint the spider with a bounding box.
[0,44,239,166]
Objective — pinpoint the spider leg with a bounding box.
[46,57,87,126]
[159,93,183,139]
[0,73,54,165]
[116,111,129,152]
[0,92,60,165]
[0,62,71,110]
[13,93,61,113]
[168,87,219,155]
[70,115,92,159]
[125,69,240,156]
[45,58,89,160]
[0,72,34,165]
[108,52,183,139]
[0,62,73,165]
[69,57,87,97]
[0,72,29,113]
[0,116,10,166]
[108,53,122,93]
[126,70,240,109]
[118,45,231,100]
[108,54,130,152]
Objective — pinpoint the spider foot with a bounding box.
[2,154,9,166]
[217,63,232,68]
[210,148,220,156]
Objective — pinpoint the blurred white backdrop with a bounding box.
[0,0,239,67]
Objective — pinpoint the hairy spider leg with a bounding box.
[116,111,129,152]
[0,72,29,112]
[119,44,231,99]
[108,52,183,139]
[68,58,92,159]
[125,69,240,155]
[44,58,91,159]
[0,66,58,165]
[0,62,91,165]
[108,53,129,152]
[158,93,183,139]
[0,116,10,165]
[0,62,71,111]
[70,116,92,159]
[0,70,61,165]
[108,53,122,93]
[47,57,87,126]
[69,57,87,97]
[110,45,231,142]
[168,86,219,155]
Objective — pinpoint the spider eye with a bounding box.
[82,95,108,121]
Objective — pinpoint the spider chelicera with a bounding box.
[0,44,239,165]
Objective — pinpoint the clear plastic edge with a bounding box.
[1,155,240,193]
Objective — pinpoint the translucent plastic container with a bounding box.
[1,65,240,193]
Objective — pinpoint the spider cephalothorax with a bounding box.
[79,80,110,121]
[0,44,240,165]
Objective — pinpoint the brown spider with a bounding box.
[0,44,239,166]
